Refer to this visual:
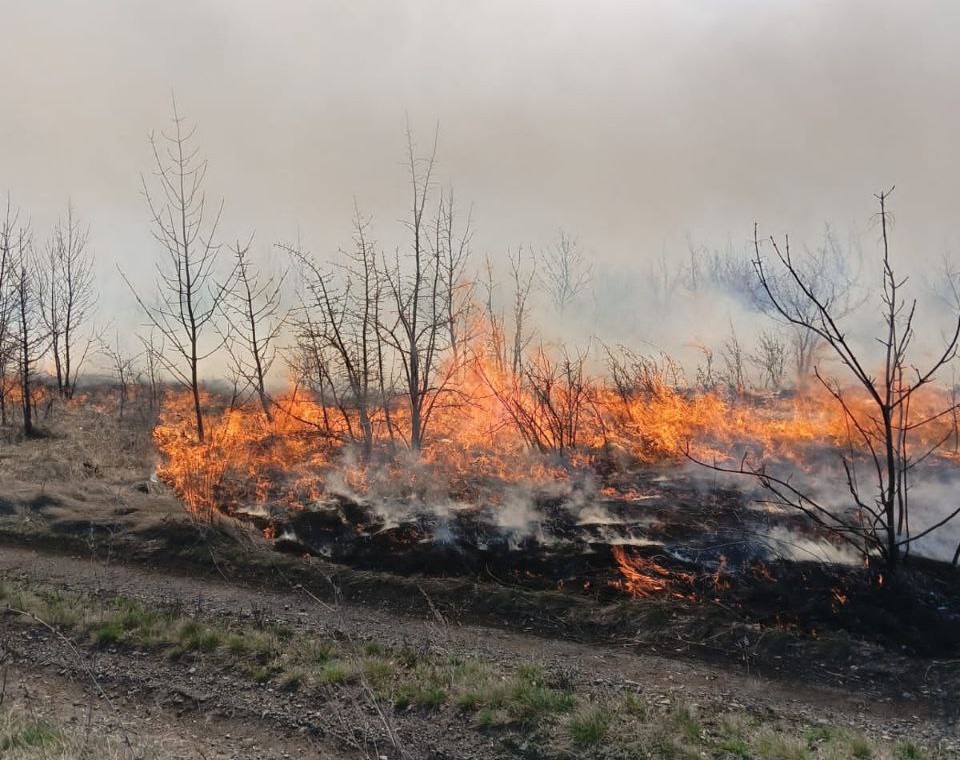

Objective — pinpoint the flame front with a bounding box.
[151,338,960,597]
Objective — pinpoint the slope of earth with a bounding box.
[1,545,957,760]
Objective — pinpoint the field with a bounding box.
[0,395,957,760]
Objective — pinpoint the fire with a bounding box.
[152,354,960,517]
[149,333,960,599]
[609,545,695,599]
[831,587,849,611]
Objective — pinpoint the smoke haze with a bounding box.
[3,1,959,338]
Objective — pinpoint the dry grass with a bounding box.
[0,701,152,759]
[0,577,950,760]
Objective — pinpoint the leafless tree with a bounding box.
[285,209,386,457]
[755,225,862,380]
[436,187,475,369]
[379,126,464,450]
[475,247,537,381]
[685,227,861,383]
[0,198,21,425]
[37,202,97,399]
[606,346,685,400]
[749,330,788,391]
[122,97,226,441]
[692,190,960,569]
[720,322,747,396]
[509,247,537,376]
[694,344,719,393]
[478,255,507,372]
[221,237,286,420]
[488,344,591,455]
[100,332,139,420]
[11,230,47,437]
[540,229,591,315]
[137,329,164,415]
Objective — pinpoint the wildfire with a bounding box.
[154,365,960,516]
[149,338,960,598]
[610,545,695,600]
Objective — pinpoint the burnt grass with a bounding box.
[269,471,960,664]
[3,442,960,717]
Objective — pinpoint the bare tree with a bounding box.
[285,209,385,457]
[692,190,960,569]
[0,198,21,425]
[136,328,164,415]
[749,329,788,391]
[11,229,47,437]
[37,202,97,398]
[436,187,475,370]
[755,225,861,380]
[122,97,226,442]
[221,237,286,420]
[379,126,464,450]
[540,229,591,315]
[485,344,591,456]
[720,322,747,396]
[101,332,139,420]
[509,247,537,376]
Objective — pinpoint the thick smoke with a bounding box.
[2,0,960,358]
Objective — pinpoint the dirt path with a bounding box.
[2,544,956,758]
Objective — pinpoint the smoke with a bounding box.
[2,1,960,367]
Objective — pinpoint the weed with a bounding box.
[456,690,483,712]
[754,729,809,760]
[318,660,352,685]
[849,736,873,760]
[669,703,701,743]
[894,743,927,760]
[93,620,122,646]
[475,707,501,730]
[281,668,305,691]
[567,706,610,747]
[362,657,395,686]
[179,622,221,652]
[623,693,649,720]
[302,638,334,665]
[1,719,62,750]
[506,679,574,725]
[719,737,752,759]
[415,685,447,710]
[363,641,385,657]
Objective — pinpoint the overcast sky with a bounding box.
[2,0,959,343]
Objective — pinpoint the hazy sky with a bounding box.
[3,0,959,338]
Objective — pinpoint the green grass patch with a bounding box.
[567,705,610,747]
[505,678,575,725]
[318,660,353,685]
[718,737,752,759]
[0,719,62,751]
[894,742,929,760]
[92,620,123,646]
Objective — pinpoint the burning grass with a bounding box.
[153,367,960,525]
[141,359,960,622]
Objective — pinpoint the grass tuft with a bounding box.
[0,719,62,750]
[567,705,610,747]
